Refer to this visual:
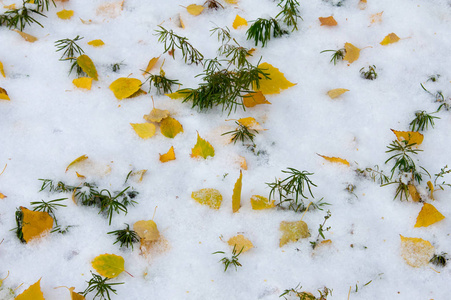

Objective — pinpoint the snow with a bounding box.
[1,0,451,299]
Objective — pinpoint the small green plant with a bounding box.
[213,245,243,272]
[433,165,451,190]
[211,26,231,45]
[409,110,439,131]
[0,0,53,31]
[155,26,204,65]
[420,83,449,111]
[107,223,140,250]
[219,42,254,68]
[142,68,180,94]
[246,18,288,47]
[51,225,74,234]
[385,140,426,183]
[280,283,332,300]
[360,65,378,80]
[55,36,86,76]
[33,0,56,12]
[13,209,25,243]
[320,48,345,65]
[356,165,390,185]
[222,121,258,146]
[31,197,67,226]
[111,61,125,72]
[276,0,302,31]
[82,272,124,300]
[310,210,332,249]
[430,252,447,267]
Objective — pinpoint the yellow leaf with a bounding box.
[96,0,124,18]
[279,220,310,247]
[134,220,160,241]
[66,155,88,172]
[238,117,263,130]
[76,172,86,179]
[127,89,147,99]
[87,39,105,47]
[191,188,222,209]
[237,156,247,170]
[191,133,215,159]
[0,61,5,78]
[143,57,160,75]
[414,203,445,228]
[232,170,242,213]
[408,184,421,202]
[380,33,400,46]
[233,15,247,29]
[254,62,295,94]
[15,279,45,300]
[317,154,350,166]
[427,181,434,200]
[72,77,93,90]
[68,287,85,300]
[228,235,253,253]
[109,78,142,100]
[57,9,74,20]
[0,193,6,199]
[224,0,238,3]
[14,30,37,43]
[327,88,349,99]
[179,14,185,29]
[91,254,125,278]
[243,91,271,108]
[343,43,360,63]
[160,117,183,138]
[391,129,424,145]
[187,4,204,16]
[166,90,190,99]
[143,108,170,123]
[319,16,337,26]
[160,146,176,163]
[370,11,384,24]
[0,87,10,100]
[250,195,275,210]
[400,235,434,267]
[130,123,156,139]
[21,207,54,243]
[77,55,98,81]
[3,4,16,9]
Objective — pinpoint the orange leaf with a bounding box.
[391,129,424,145]
[414,203,445,227]
[14,30,37,43]
[160,146,176,163]
[380,33,400,46]
[232,170,242,213]
[343,43,360,63]
[243,91,271,108]
[0,193,6,199]
[21,207,54,243]
[319,16,337,26]
[318,154,350,166]
[143,57,160,75]
[408,184,421,202]
[15,278,45,300]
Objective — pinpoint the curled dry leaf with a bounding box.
[279,220,310,247]
[66,155,89,172]
[319,16,337,26]
[391,129,424,145]
[414,203,445,228]
[131,123,156,139]
[109,78,142,100]
[253,62,295,94]
[250,195,275,210]
[228,235,253,253]
[159,146,176,163]
[0,87,10,100]
[191,188,222,209]
[317,154,350,166]
[233,15,247,29]
[15,279,44,300]
[73,77,93,90]
[400,235,434,267]
[343,43,360,63]
[57,9,74,20]
[232,171,242,213]
[380,33,400,45]
[21,207,54,243]
[327,88,349,99]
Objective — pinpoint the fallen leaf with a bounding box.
[159,146,176,163]
[87,39,105,47]
[233,15,247,29]
[14,30,37,42]
[96,0,124,18]
[91,254,125,278]
[427,181,434,200]
[238,117,264,130]
[160,117,183,138]
[400,235,434,267]
[250,195,275,210]
[15,279,45,300]
[72,77,93,90]
[66,155,88,172]
[179,14,185,28]
[408,184,421,202]
[130,123,156,139]
[0,87,10,100]
[243,91,271,107]
[166,90,190,99]
[279,220,310,247]
[143,57,160,75]
[414,203,445,228]
[77,55,98,80]
[318,154,350,166]
[391,129,424,145]
[254,62,295,94]
[191,133,215,159]
[144,108,170,123]
[76,172,86,179]
[139,235,170,258]
[109,78,142,100]
[224,0,238,3]
[187,4,204,16]
[0,61,5,77]
[3,4,16,9]
[370,11,383,24]
[57,9,74,20]
[380,33,400,46]
[0,193,6,199]
[21,207,54,243]
[127,89,147,99]
[327,88,349,99]
[191,188,222,209]
[232,170,242,213]
[134,220,160,241]
[343,43,360,63]
[319,16,337,26]
[228,235,253,252]
[67,287,85,300]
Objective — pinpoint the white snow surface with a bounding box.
[1,0,451,299]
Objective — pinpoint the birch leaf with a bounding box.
[280,220,310,247]
[144,108,170,123]
[187,4,204,16]
[109,78,142,100]
[343,43,360,63]
[250,195,275,210]
[253,62,295,94]
[243,91,271,107]
[92,254,125,278]
[191,133,214,159]
[73,77,93,90]
[68,287,85,300]
[131,123,156,139]
[15,279,45,300]
[88,39,105,47]
[391,129,424,145]
[414,203,445,228]
[238,117,264,130]
[0,87,10,100]
[21,207,54,243]
[224,0,238,3]
[66,155,88,172]
[319,16,337,26]
[400,235,434,267]
[233,15,247,29]
[166,90,190,99]
[191,188,222,209]
[14,30,37,42]
[318,154,350,166]
[327,88,349,99]
[380,33,400,46]
[159,146,176,163]
[228,235,253,252]
[134,220,160,241]
[143,57,160,75]
[232,171,242,213]
[57,9,74,20]
[0,61,5,77]
[77,55,98,80]
[160,117,183,138]
[408,184,421,202]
